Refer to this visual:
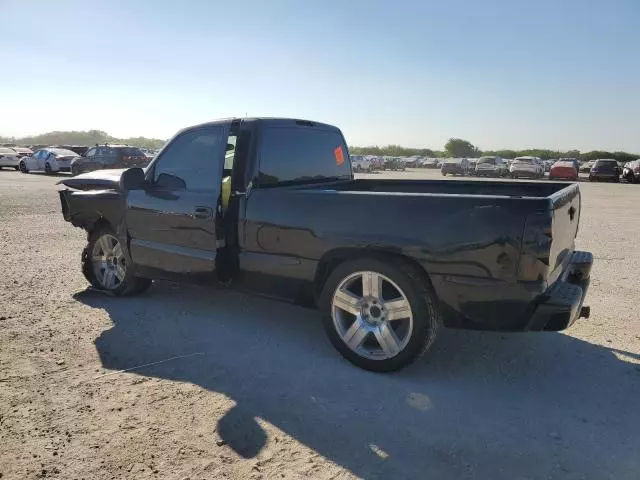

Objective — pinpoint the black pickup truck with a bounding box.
[58,118,593,372]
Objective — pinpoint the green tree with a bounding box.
[444,138,477,157]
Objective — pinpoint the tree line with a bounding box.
[2,131,638,163]
[352,138,639,163]
[0,130,166,150]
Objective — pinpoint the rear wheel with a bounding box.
[82,226,152,296]
[320,257,439,372]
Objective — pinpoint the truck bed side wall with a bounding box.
[240,187,547,330]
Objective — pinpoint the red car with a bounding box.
[549,161,578,180]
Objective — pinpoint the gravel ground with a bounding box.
[0,169,638,480]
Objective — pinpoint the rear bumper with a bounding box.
[526,250,593,331]
[510,169,539,177]
[589,173,618,180]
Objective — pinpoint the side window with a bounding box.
[257,126,351,186]
[152,126,225,190]
[85,148,97,158]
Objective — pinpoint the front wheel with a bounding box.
[82,226,152,296]
[19,161,29,173]
[320,257,440,372]
[44,162,52,175]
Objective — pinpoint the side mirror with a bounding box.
[120,167,145,190]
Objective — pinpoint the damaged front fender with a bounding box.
[59,188,125,233]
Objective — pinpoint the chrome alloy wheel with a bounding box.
[331,271,413,360]
[91,234,126,290]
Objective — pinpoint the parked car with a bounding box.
[467,158,478,175]
[58,117,593,372]
[19,147,80,174]
[405,156,423,168]
[543,160,555,172]
[383,157,405,171]
[549,160,578,180]
[589,159,621,182]
[509,156,544,179]
[70,145,149,176]
[622,159,640,183]
[11,146,33,158]
[475,156,508,177]
[351,155,372,173]
[0,147,21,170]
[422,158,441,169]
[579,161,595,173]
[440,158,469,176]
[368,156,384,171]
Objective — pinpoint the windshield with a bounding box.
[594,160,617,167]
[50,148,78,156]
[478,157,496,164]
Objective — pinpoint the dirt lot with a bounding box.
[1,169,638,480]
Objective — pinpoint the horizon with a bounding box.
[1,0,639,152]
[2,127,639,156]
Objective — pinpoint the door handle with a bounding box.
[192,206,213,219]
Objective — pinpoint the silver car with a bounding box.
[510,156,545,179]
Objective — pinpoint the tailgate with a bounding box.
[549,184,581,282]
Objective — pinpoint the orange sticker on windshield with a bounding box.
[334,146,345,165]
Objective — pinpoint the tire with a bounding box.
[19,161,29,173]
[441,172,446,176]
[71,164,82,176]
[44,163,52,175]
[81,225,152,296]
[14,166,20,170]
[319,257,440,372]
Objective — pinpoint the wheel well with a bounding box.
[313,248,433,299]
[86,217,113,237]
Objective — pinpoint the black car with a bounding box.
[589,159,621,182]
[440,158,469,176]
[383,157,405,171]
[70,145,149,175]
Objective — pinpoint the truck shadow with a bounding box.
[75,281,640,479]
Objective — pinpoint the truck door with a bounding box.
[125,123,229,277]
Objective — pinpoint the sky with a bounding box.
[1,0,639,152]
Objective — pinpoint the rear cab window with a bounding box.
[256,124,352,187]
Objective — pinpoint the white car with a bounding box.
[19,147,80,174]
[475,156,508,177]
[510,156,545,179]
[351,155,372,172]
[0,147,21,170]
